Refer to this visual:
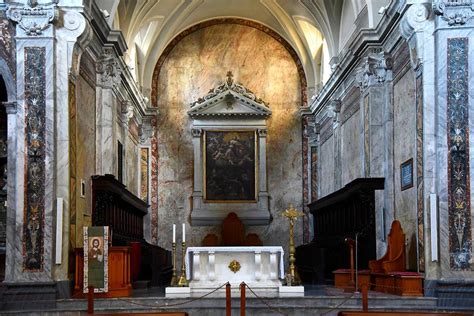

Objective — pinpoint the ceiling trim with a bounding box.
[150,18,308,107]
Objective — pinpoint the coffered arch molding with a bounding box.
[151,18,308,108]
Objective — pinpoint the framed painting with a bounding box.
[83,226,109,293]
[204,130,257,202]
[400,158,414,191]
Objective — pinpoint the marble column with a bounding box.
[96,47,121,176]
[5,1,57,284]
[191,128,203,212]
[400,1,436,282]
[257,129,269,212]
[355,51,393,257]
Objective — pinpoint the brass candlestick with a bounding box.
[177,241,189,287]
[282,204,305,286]
[170,242,178,286]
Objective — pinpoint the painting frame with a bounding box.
[400,158,414,191]
[203,130,258,203]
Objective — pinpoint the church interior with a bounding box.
[0,0,474,314]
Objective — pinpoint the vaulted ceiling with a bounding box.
[96,0,388,98]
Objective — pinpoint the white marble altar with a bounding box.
[170,246,285,297]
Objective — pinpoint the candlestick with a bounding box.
[173,224,176,243]
[177,241,189,287]
[170,241,178,286]
[282,204,305,286]
[182,223,185,242]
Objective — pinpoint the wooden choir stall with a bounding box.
[296,178,384,284]
[74,174,172,297]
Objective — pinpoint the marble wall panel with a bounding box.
[23,47,46,271]
[319,137,335,198]
[74,74,96,246]
[393,68,417,270]
[447,38,471,271]
[155,24,303,256]
[125,136,139,196]
[341,110,362,186]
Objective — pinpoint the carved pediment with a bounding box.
[188,72,271,119]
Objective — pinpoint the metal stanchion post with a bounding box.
[226,282,231,316]
[361,283,368,312]
[355,232,359,293]
[87,286,94,314]
[240,282,246,316]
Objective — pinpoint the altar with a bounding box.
[166,246,302,297]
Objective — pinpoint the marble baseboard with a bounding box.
[1,281,57,310]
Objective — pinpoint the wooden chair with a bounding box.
[369,220,406,273]
[244,233,263,246]
[202,234,219,246]
[221,212,245,246]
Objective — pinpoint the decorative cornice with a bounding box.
[355,52,393,91]
[188,71,272,119]
[7,0,58,37]
[191,71,268,108]
[433,0,474,26]
[96,47,122,88]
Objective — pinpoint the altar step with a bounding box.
[8,293,446,316]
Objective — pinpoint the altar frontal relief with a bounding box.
[204,131,257,201]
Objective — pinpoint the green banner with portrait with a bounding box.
[83,226,109,293]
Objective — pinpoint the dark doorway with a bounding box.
[0,75,7,282]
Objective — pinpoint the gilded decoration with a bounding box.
[23,47,46,270]
[447,38,471,270]
[228,259,241,273]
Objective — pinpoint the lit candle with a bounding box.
[182,223,185,243]
[172,224,176,243]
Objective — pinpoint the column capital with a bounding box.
[2,101,18,115]
[96,47,122,88]
[355,51,392,91]
[120,99,134,126]
[400,2,431,71]
[139,116,156,144]
[433,0,474,26]
[258,129,268,137]
[6,0,58,37]
[192,128,202,137]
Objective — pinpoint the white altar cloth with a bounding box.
[185,246,285,281]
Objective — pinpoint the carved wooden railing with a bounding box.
[91,174,172,286]
[296,178,384,284]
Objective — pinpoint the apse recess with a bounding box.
[154,23,303,251]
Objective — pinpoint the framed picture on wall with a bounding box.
[400,158,414,191]
[203,130,257,202]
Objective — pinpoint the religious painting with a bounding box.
[83,226,109,293]
[204,131,257,202]
[400,158,414,191]
[140,147,149,203]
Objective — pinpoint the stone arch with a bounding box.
[151,18,308,107]
[0,58,15,102]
